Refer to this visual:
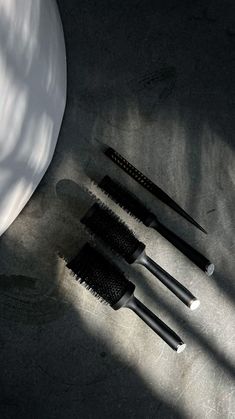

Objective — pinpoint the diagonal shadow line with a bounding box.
[40,0,235,415]
[57,175,235,312]
[212,269,235,306]
[130,267,235,381]
[55,178,235,381]
[0,218,187,418]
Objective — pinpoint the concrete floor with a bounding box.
[0,0,235,417]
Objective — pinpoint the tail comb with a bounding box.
[104,147,207,234]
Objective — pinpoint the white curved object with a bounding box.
[0,0,67,236]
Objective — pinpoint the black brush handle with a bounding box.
[150,219,214,276]
[125,295,185,352]
[98,175,213,275]
[136,252,199,309]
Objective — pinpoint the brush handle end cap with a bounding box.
[205,263,215,276]
[177,343,186,353]
[189,299,200,311]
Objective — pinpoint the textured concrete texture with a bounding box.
[0,0,235,418]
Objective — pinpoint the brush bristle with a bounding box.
[99,176,150,223]
[81,203,141,262]
[67,244,131,306]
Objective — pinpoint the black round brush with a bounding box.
[81,203,200,310]
[67,243,186,352]
[99,176,214,276]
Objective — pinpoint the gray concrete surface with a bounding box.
[0,0,235,417]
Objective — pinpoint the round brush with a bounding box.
[67,243,186,352]
[99,175,214,276]
[81,203,200,310]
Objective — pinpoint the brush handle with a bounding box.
[136,252,198,309]
[125,295,185,352]
[150,219,214,276]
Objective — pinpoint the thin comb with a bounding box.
[104,147,207,234]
